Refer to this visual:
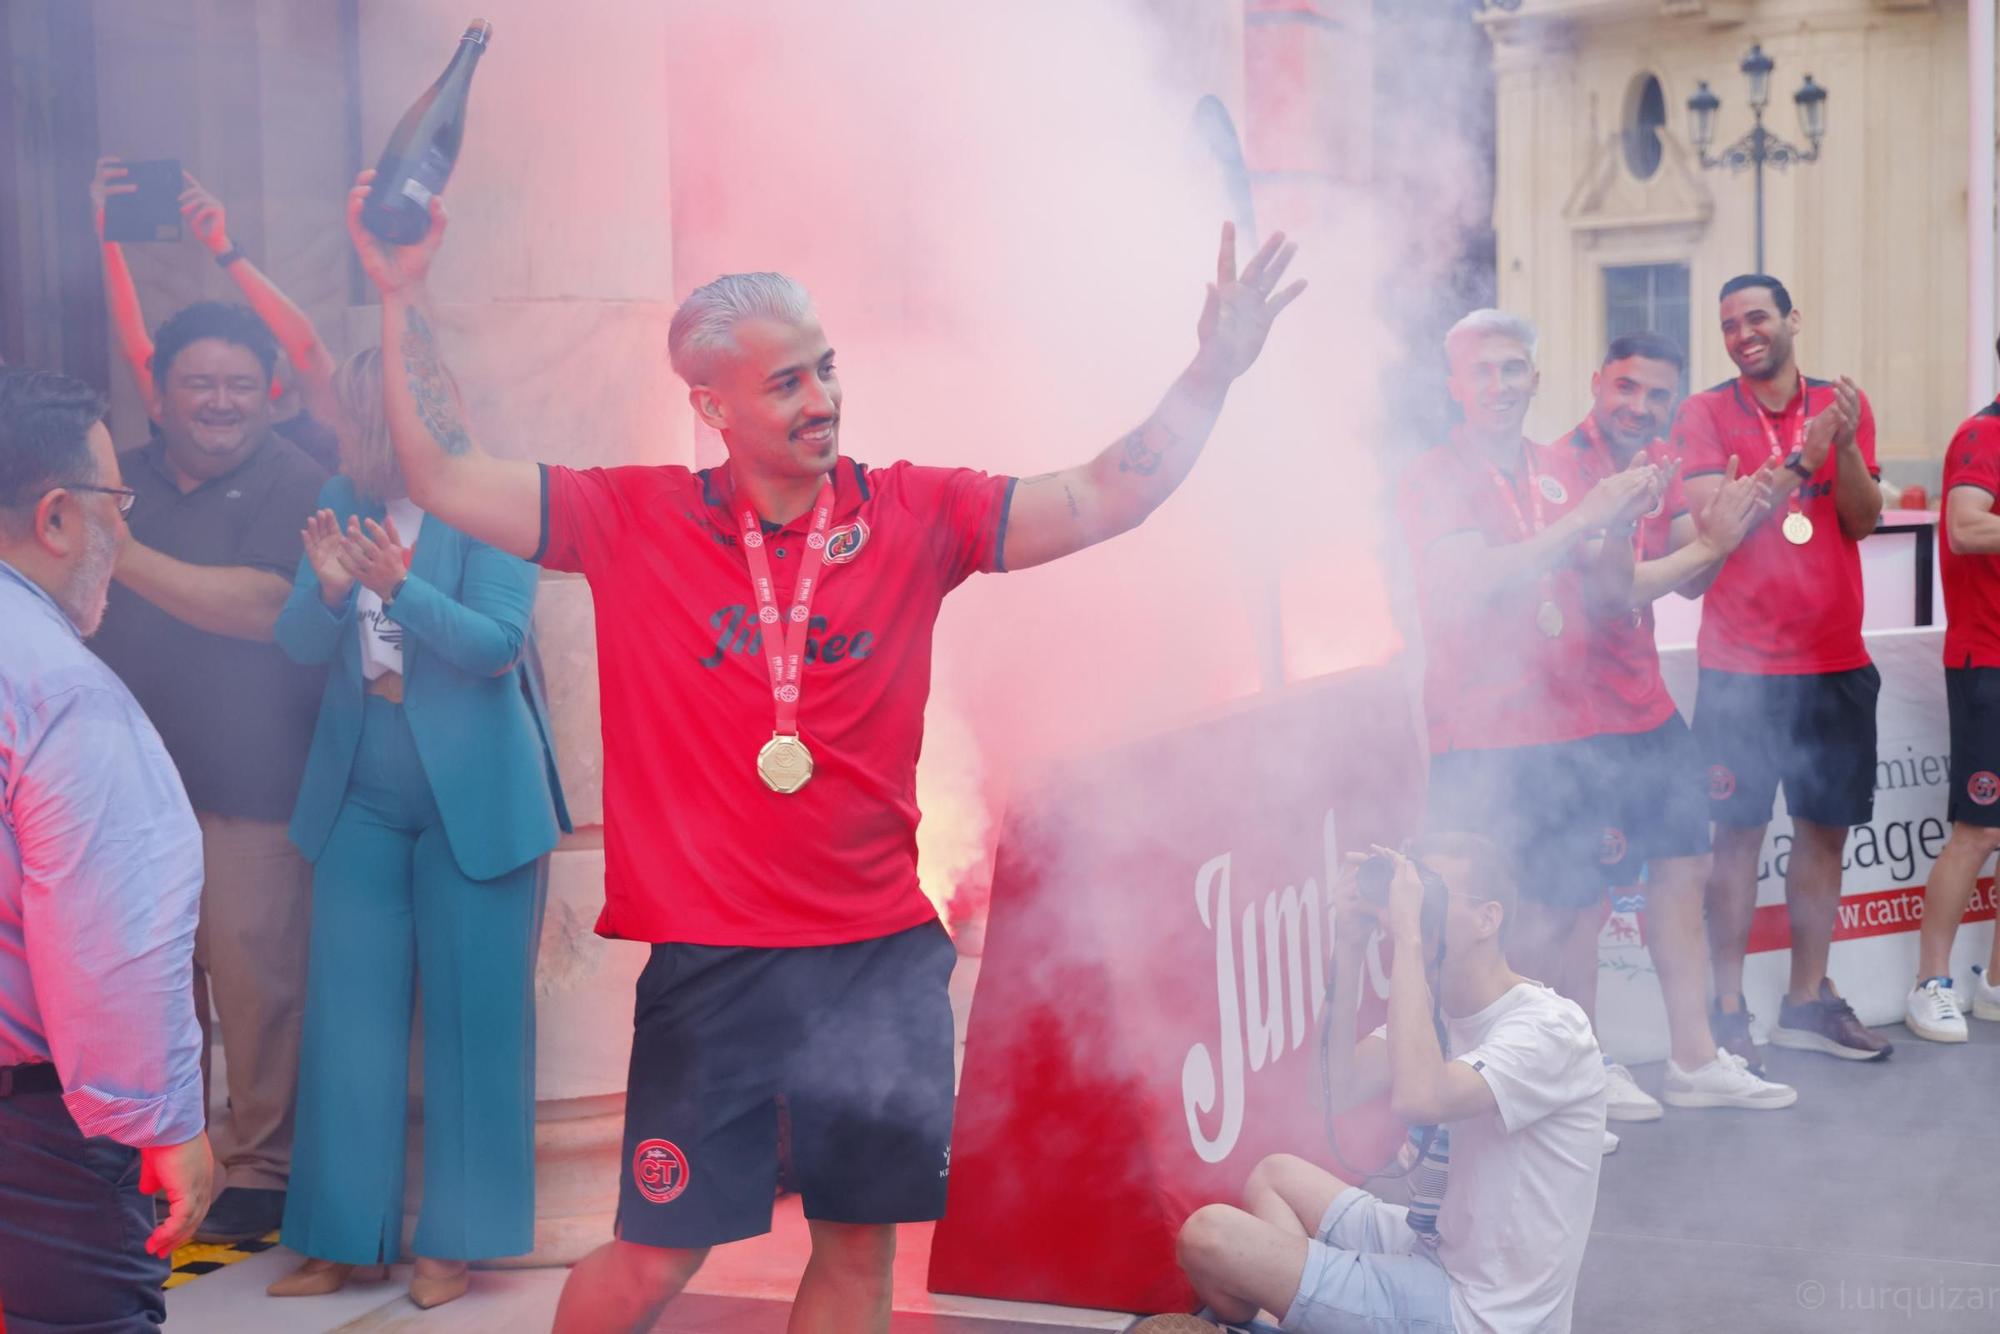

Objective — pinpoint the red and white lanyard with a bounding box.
[738,480,836,738]
[1753,374,1808,466]
[1479,444,1551,543]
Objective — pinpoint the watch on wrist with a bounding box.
[1784,452,1814,482]
[213,245,244,268]
[383,573,409,609]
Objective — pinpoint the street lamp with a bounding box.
[1686,43,1828,273]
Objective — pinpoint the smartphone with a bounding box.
[102,158,183,243]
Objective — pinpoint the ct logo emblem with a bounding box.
[1970,771,2000,807]
[807,531,826,550]
[1599,827,1628,866]
[775,684,800,703]
[743,530,764,549]
[633,1138,690,1205]
[759,606,780,624]
[1708,765,1736,801]
[825,520,869,565]
[1538,475,1568,504]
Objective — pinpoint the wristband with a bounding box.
[213,245,244,268]
[383,573,409,610]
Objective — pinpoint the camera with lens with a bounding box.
[1355,851,1448,906]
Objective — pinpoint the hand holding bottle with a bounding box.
[346,168,447,297]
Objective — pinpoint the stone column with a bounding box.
[351,0,681,1264]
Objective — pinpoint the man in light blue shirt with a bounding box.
[0,368,213,1331]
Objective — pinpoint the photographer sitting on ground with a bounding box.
[1140,833,1608,1334]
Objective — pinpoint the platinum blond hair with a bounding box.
[1444,308,1539,366]
[668,272,816,386]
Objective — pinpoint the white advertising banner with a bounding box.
[1594,626,1999,1063]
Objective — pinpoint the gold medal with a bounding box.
[1537,600,1564,639]
[756,734,814,794]
[1782,511,1814,545]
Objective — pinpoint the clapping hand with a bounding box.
[343,515,411,601]
[1801,378,1861,471]
[1695,455,1777,554]
[303,509,354,606]
[1578,454,1665,531]
[1190,222,1308,384]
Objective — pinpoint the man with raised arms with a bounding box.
[343,172,1303,1334]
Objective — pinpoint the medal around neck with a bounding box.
[1536,600,1564,639]
[1782,511,1814,545]
[758,733,814,794]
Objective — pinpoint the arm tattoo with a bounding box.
[1117,425,1168,477]
[401,306,474,457]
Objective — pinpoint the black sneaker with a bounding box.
[1710,997,1765,1076]
[1771,981,1893,1061]
[193,1186,286,1244]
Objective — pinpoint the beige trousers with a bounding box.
[191,812,312,1191]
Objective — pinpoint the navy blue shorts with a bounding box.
[1693,665,1879,829]
[1426,738,1611,908]
[614,920,957,1250]
[1589,714,1712,876]
[1946,667,2000,826]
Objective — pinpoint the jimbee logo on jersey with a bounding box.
[1538,476,1568,504]
[824,519,869,565]
[633,1138,690,1205]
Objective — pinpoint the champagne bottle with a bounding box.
[361,19,492,245]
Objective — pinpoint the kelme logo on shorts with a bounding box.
[633,1138,690,1205]
[1970,771,2000,807]
[825,519,869,565]
[1538,476,1568,504]
[1708,765,1736,801]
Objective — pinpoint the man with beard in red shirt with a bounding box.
[1561,332,1796,1122]
[1674,274,1885,1071]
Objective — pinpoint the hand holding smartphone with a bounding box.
[100,157,183,243]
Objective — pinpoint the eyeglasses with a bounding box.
[55,483,137,516]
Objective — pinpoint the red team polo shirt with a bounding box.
[1672,377,1879,676]
[1941,399,2000,669]
[1400,429,1600,753]
[535,456,1013,947]
[1566,422,1686,735]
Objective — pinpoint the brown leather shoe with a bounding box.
[266,1259,388,1296]
[1772,980,1893,1061]
[408,1258,470,1309]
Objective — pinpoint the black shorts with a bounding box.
[1588,715,1712,874]
[615,920,957,1250]
[1693,665,1880,829]
[1947,667,2000,826]
[1426,739,1610,908]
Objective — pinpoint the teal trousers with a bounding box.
[281,697,541,1263]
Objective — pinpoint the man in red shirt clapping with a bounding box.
[1674,274,1887,1071]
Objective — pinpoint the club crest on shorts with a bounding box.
[825,519,869,565]
[633,1138,690,1205]
[1970,771,2000,807]
[1708,765,1736,801]
[1538,475,1568,504]
[1599,826,1628,866]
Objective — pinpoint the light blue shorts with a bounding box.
[1282,1188,1460,1334]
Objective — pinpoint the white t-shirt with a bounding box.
[1432,981,1607,1334]
[355,497,425,682]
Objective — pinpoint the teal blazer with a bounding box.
[276,474,571,882]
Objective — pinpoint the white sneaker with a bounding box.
[1601,1129,1620,1155]
[1906,979,1969,1043]
[1602,1062,1663,1122]
[1662,1048,1799,1109]
[1974,965,2000,1022]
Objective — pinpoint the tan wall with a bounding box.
[1486,0,1977,477]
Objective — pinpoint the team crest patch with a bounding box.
[633,1138,690,1205]
[1970,772,2000,807]
[1538,475,1568,504]
[1599,827,1628,866]
[825,519,869,564]
[1708,765,1736,801]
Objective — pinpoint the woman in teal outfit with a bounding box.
[269,348,569,1308]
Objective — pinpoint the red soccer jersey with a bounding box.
[1941,399,2000,669]
[535,456,1013,946]
[1565,422,1686,735]
[1400,429,1601,753]
[1672,376,1879,675]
